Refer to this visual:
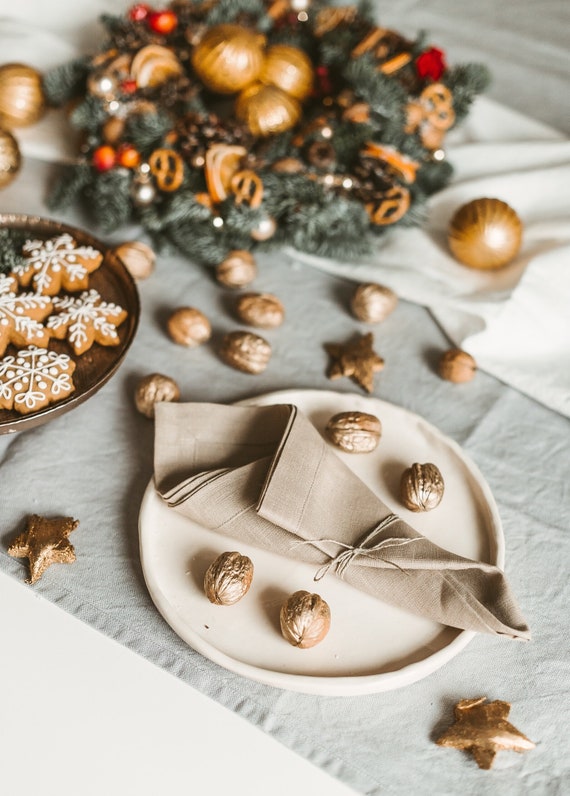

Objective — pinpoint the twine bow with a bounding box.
[293,514,420,581]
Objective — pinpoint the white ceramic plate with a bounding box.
[139,389,504,696]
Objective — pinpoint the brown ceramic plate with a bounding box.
[0,214,139,434]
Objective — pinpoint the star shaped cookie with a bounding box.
[0,274,53,356]
[8,514,79,584]
[46,288,127,355]
[0,345,76,415]
[325,332,384,393]
[436,697,535,769]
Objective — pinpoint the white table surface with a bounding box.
[0,572,356,796]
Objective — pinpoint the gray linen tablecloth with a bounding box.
[1,2,569,793]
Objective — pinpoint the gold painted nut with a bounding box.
[216,250,257,288]
[134,372,180,418]
[204,551,254,605]
[218,330,271,374]
[325,411,382,453]
[350,282,398,323]
[280,590,331,649]
[235,292,285,329]
[167,307,211,347]
[400,462,444,512]
[439,348,477,383]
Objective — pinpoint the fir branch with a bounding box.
[344,56,407,124]
[125,110,174,153]
[206,0,266,26]
[47,162,94,211]
[69,96,107,132]
[84,169,132,232]
[42,58,89,107]
[0,229,28,274]
[446,63,492,123]
[417,159,453,195]
[283,195,372,258]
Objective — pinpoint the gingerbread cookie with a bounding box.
[46,289,128,355]
[12,233,103,296]
[0,345,76,414]
[0,273,53,356]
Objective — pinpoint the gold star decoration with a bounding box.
[324,332,385,393]
[436,697,536,769]
[8,514,79,584]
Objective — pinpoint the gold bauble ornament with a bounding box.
[191,24,266,94]
[448,198,523,270]
[0,63,45,128]
[236,82,301,137]
[261,45,313,101]
[0,128,21,188]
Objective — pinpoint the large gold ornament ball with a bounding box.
[236,82,301,137]
[0,63,45,128]
[261,45,313,101]
[191,24,266,94]
[0,128,21,188]
[448,197,523,270]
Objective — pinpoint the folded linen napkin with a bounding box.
[154,401,530,640]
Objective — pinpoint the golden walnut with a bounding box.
[167,307,211,347]
[325,411,382,453]
[350,282,398,323]
[218,330,271,374]
[280,590,331,649]
[114,240,156,280]
[400,462,444,512]
[134,373,180,418]
[204,551,254,605]
[439,348,477,383]
[235,292,284,328]
[216,250,257,288]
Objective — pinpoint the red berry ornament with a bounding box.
[128,4,152,22]
[148,10,178,34]
[415,47,447,81]
[93,145,116,172]
[121,79,138,95]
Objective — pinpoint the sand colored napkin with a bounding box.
[154,402,529,640]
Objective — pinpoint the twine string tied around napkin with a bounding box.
[293,514,420,581]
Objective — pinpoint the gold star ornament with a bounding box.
[436,697,536,769]
[8,514,79,584]
[325,332,384,393]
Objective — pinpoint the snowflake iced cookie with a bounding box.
[0,346,76,414]
[11,233,103,296]
[46,289,128,355]
[0,273,53,356]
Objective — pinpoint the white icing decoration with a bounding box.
[0,346,74,412]
[0,274,52,349]
[14,233,102,293]
[48,288,125,351]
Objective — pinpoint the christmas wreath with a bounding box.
[44,0,490,265]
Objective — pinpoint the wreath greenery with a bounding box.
[44,0,490,265]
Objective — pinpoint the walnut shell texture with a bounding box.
[280,590,331,649]
[167,307,211,347]
[439,348,477,383]
[219,330,271,374]
[325,411,382,453]
[350,282,398,324]
[216,250,257,288]
[235,292,285,328]
[134,373,180,418]
[204,551,254,605]
[448,198,523,270]
[400,462,444,512]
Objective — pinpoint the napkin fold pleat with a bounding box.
[154,402,530,640]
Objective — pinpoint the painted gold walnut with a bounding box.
[219,330,271,374]
[235,292,284,328]
[400,462,444,512]
[167,307,211,347]
[325,411,382,453]
[280,590,331,648]
[134,373,180,418]
[350,282,398,323]
[204,551,254,605]
[439,348,477,383]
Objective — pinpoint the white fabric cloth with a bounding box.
[2,7,570,418]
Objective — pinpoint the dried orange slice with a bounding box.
[204,144,247,203]
[131,45,183,88]
[362,142,419,184]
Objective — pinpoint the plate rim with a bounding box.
[139,389,505,696]
[0,213,140,434]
